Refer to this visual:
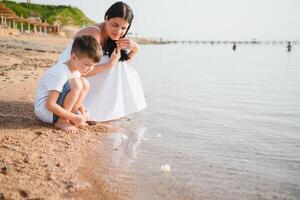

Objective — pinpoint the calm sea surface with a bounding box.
[82,44,300,200]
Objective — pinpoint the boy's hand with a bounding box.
[82,110,90,121]
[79,105,90,121]
[108,47,121,66]
[71,114,86,126]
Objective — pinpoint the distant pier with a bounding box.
[133,37,300,46]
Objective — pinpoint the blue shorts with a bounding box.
[53,81,70,123]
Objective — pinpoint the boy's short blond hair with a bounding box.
[71,35,102,63]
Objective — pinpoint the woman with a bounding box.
[58,2,146,122]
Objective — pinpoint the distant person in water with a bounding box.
[287,41,292,52]
[232,42,237,51]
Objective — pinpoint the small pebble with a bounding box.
[19,190,29,198]
[0,192,5,200]
[35,131,43,136]
[23,157,29,163]
[0,167,8,175]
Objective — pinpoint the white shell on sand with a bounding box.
[160,164,171,172]
[122,134,128,141]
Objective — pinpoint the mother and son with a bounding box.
[34,2,146,133]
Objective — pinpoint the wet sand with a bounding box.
[0,34,116,200]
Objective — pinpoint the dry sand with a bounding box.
[0,33,117,200]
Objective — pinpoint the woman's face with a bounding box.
[105,17,130,40]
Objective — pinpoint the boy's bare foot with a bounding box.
[54,121,78,134]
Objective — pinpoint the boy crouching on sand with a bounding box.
[34,35,101,133]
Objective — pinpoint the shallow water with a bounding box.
[81,44,300,200]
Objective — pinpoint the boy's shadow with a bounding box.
[0,100,42,129]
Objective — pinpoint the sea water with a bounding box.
[81,44,300,200]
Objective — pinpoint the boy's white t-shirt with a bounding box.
[34,62,80,123]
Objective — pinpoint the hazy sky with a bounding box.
[14,0,300,40]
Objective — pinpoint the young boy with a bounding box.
[34,35,102,133]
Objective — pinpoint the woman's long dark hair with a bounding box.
[104,1,134,61]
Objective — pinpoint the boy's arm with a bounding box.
[45,90,77,121]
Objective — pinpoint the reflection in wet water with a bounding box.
[74,121,147,200]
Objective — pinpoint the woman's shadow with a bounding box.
[0,100,42,129]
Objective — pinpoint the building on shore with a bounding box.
[0,2,60,35]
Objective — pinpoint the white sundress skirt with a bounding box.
[58,43,147,121]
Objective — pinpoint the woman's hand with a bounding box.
[108,47,121,66]
[116,38,139,53]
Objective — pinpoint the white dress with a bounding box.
[57,42,147,122]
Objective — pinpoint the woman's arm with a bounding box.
[83,47,121,77]
[83,62,114,77]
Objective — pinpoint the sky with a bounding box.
[13,0,300,40]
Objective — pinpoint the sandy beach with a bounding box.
[0,33,118,200]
